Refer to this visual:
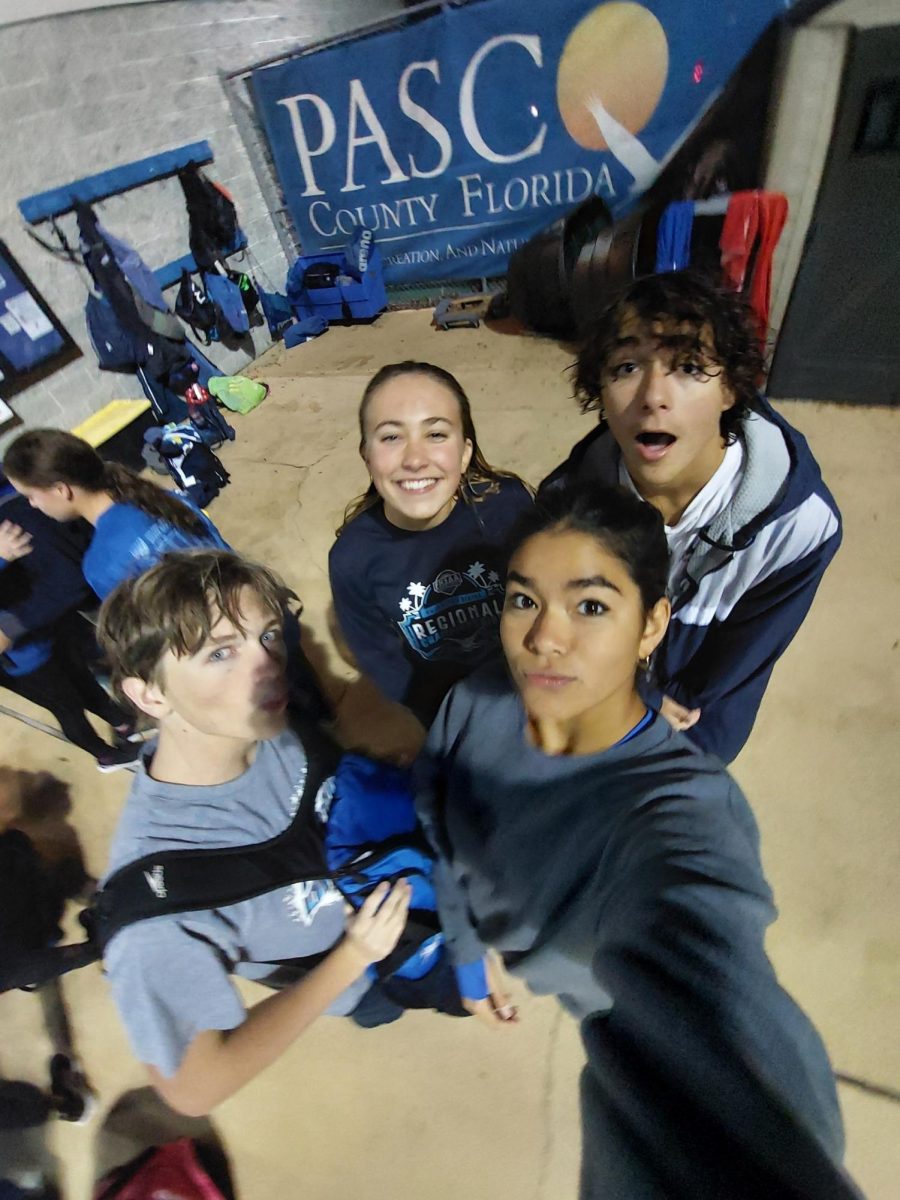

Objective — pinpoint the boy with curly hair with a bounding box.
[543,270,841,762]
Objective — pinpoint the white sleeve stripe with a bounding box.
[676,493,838,627]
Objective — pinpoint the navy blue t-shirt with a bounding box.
[329,481,532,724]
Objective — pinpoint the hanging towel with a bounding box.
[97,223,168,311]
[96,221,185,342]
[719,191,760,292]
[719,191,788,337]
[655,201,694,272]
[748,192,788,337]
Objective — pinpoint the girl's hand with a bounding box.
[463,952,520,1029]
[0,520,33,562]
[661,695,701,733]
[343,880,411,966]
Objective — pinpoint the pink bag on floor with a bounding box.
[94,1138,229,1200]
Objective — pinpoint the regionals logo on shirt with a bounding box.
[397,560,504,659]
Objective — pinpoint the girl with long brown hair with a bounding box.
[329,361,532,727]
[4,429,228,599]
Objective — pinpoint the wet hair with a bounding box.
[338,360,529,532]
[97,548,293,711]
[512,482,670,614]
[3,429,207,536]
[573,270,765,444]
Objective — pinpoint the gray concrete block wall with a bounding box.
[0,0,401,453]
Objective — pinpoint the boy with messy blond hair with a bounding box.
[96,549,412,1116]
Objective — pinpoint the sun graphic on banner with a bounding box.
[557,2,669,189]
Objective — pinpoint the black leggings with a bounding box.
[0,642,128,759]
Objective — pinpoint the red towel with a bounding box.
[720,191,759,292]
[748,191,788,336]
[719,190,788,341]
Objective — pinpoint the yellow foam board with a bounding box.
[72,399,151,447]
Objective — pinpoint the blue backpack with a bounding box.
[324,755,444,981]
[203,272,250,336]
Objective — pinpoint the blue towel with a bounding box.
[283,315,329,348]
[258,286,294,338]
[655,201,694,272]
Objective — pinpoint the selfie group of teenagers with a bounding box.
[1,270,865,1198]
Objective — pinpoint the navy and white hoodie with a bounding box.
[542,398,841,762]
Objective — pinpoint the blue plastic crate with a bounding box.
[287,248,387,323]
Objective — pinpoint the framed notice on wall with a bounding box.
[0,240,81,399]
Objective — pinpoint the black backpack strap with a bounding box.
[92,718,342,953]
[0,939,100,994]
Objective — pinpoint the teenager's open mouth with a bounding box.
[635,431,677,462]
[260,691,289,714]
[396,478,439,493]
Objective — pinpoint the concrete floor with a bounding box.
[1,309,898,1198]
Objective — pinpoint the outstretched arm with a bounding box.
[414,702,517,1030]
[580,854,859,1199]
[134,882,410,1116]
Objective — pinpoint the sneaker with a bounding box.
[96,742,141,773]
[49,1054,96,1124]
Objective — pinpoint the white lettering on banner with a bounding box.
[480,236,524,255]
[308,193,440,238]
[280,33,552,195]
[595,162,616,199]
[419,193,438,221]
[458,167,606,218]
[387,248,443,265]
[504,176,529,211]
[277,93,336,198]
[459,35,548,164]
[307,161,617,242]
[343,79,410,193]
[398,61,453,179]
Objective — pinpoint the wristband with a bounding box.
[454,959,489,1001]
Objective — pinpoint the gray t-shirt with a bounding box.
[415,667,849,1197]
[103,728,370,1077]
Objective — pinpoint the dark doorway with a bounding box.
[768,25,900,406]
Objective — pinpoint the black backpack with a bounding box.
[174,269,218,345]
[164,442,230,508]
[178,163,241,273]
[0,721,433,993]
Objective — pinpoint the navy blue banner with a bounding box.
[251,0,786,283]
